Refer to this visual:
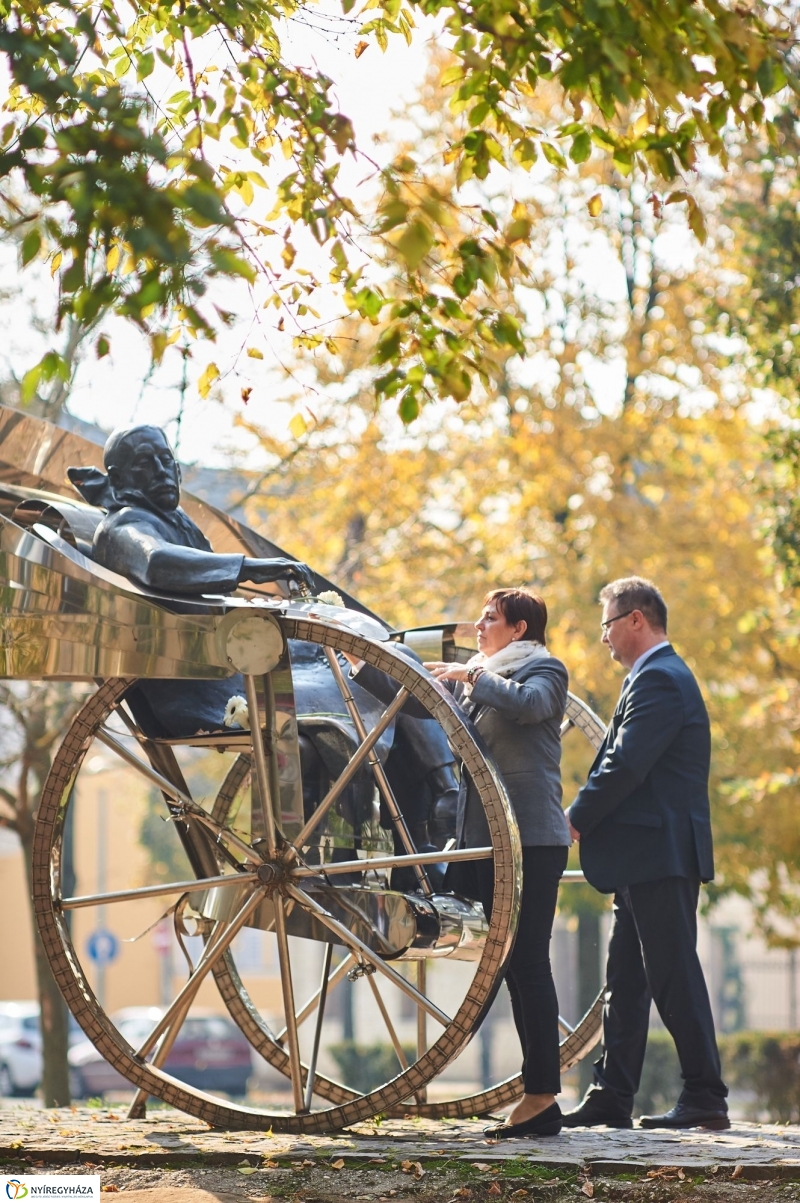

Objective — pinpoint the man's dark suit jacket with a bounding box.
[569,645,713,894]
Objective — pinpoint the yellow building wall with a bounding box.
[0,754,283,1019]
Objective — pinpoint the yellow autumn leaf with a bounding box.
[197,362,220,398]
[50,251,62,277]
[587,193,603,217]
[106,245,120,272]
[281,136,294,160]
[246,347,264,359]
[289,412,307,439]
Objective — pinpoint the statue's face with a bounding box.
[109,430,180,512]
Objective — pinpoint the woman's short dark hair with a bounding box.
[484,588,548,644]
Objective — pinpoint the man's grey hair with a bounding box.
[599,576,668,633]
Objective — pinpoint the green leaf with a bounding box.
[570,131,591,163]
[395,219,434,270]
[137,51,155,80]
[210,248,257,283]
[469,101,490,127]
[20,363,42,404]
[541,142,567,169]
[757,56,786,97]
[398,389,419,423]
[21,228,41,265]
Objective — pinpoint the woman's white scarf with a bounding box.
[463,640,550,697]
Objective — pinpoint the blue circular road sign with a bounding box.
[86,928,119,966]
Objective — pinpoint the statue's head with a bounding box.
[103,425,181,514]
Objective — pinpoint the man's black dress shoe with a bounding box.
[561,1095,633,1129]
[484,1103,562,1138]
[639,1104,730,1131]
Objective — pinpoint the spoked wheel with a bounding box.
[33,615,522,1132]
[207,692,608,1120]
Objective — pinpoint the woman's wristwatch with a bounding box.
[467,665,484,686]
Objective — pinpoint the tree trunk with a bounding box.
[18,816,71,1107]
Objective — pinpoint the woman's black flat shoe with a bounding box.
[483,1103,562,1139]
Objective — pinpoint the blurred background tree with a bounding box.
[233,61,800,957]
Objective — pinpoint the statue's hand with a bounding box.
[241,557,315,592]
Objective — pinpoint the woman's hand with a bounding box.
[424,661,471,683]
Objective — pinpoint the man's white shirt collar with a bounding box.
[628,640,670,684]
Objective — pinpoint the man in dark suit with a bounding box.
[562,577,729,1131]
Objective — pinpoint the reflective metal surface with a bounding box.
[202,880,488,962]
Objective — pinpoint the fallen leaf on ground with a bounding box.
[581,1182,594,1197]
[302,1159,314,1166]
[331,1158,345,1170]
[678,1169,686,1180]
[732,1165,744,1180]
[239,1167,259,1175]
[100,1188,120,1194]
[488,1182,502,1196]
[470,1163,492,1171]
[263,1159,279,1168]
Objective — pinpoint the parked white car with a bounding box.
[0,1002,83,1096]
[0,1002,41,1096]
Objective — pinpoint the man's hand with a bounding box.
[567,814,581,843]
[241,557,315,592]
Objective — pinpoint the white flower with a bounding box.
[223,695,249,728]
[316,590,345,607]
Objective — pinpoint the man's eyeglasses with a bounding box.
[600,609,634,632]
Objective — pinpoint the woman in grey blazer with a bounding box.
[348,588,570,1136]
[426,588,571,1139]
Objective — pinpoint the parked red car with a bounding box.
[69,1008,252,1098]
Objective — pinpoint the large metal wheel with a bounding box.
[32,616,523,1132]
[206,691,608,1120]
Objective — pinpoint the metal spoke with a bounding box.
[61,871,258,911]
[244,674,278,852]
[286,883,450,1027]
[189,809,263,867]
[558,1016,575,1035]
[288,685,410,856]
[416,962,428,1103]
[304,943,333,1111]
[292,846,492,879]
[127,993,194,1119]
[367,974,409,1072]
[97,727,261,865]
[243,675,305,1113]
[273,898,305,1112]
[275,952,355,1042]
[136,887,265,1060]
[324,649,432,896]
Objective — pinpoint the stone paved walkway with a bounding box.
[1,1107,800,1179]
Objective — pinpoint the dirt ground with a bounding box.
[3,1157,800,1202]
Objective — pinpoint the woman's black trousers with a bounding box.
[476,844,569,1095]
